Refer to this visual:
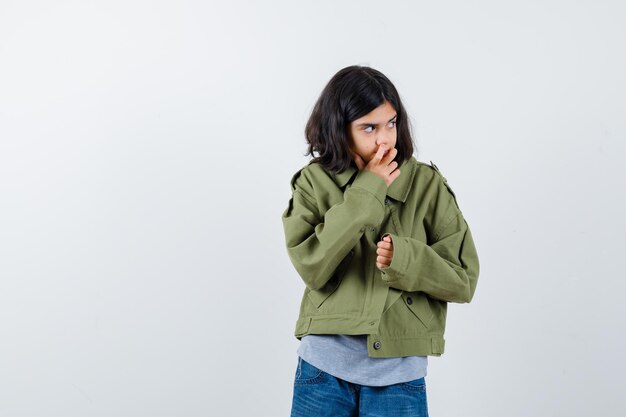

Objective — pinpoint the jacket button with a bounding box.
[384,197,390,205]
[373,341,381,350]
[406,297,413,305]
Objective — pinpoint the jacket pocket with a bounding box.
[402,291,434,328]
[307,249,354,309]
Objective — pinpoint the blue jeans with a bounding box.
[290,356,429,417]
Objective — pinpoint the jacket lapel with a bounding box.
[330,158,416,203]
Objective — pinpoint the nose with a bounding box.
[376,133,390,148]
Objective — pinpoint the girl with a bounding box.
[282,65,480,417]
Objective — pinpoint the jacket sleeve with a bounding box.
[378,178,480,303]
[282,167,387,291]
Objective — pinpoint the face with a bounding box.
[347,100,398,164]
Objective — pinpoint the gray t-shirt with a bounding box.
[297,334,427,387]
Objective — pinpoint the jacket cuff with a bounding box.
[350,169,388,207]
[378,232,407,284]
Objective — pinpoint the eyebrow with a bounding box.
[356,114,397,127]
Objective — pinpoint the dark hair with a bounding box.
[304,65,415,174]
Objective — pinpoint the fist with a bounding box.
[350,145,401,187]
[376,235,394,269]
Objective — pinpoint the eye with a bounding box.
[388,121,397,128]
[364,126,374,133]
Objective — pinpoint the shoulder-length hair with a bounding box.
[304,65,415,174]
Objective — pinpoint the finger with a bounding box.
[385,167,400,181]
[372,144,387,164]
[383,160,398,178]
[358,157,367,170]
[352,152,365,170]
[377,241,392,250]
[377,254,391,263]
[382,147,398,165]
[376,247,393,258]
[383,235,392,242]
[385,160,399,172]
[349,149,365,170]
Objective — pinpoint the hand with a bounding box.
[376,235,394,269]
[351,145,400,187]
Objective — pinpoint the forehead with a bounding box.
[353,101,397,124]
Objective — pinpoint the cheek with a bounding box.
[352,133,377,154]
[351,134,366,150]
[391,133,398,147]
[360,141,376,153]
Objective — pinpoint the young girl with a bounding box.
[282,65,480,417]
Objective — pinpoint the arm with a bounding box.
[282,167,387,291]
[379,181,480,303]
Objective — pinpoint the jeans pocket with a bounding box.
[400,376,426,392]
[294,357,326,385]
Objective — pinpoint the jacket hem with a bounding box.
[295,315,382,338]
[365,334,445,358]
[294,315,445,358]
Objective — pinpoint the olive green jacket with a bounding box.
[281,156,480,357]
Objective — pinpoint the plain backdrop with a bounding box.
[1,1,625,416]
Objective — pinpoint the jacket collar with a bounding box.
[330,158,416,203]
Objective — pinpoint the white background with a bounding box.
[1,1,625,416]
